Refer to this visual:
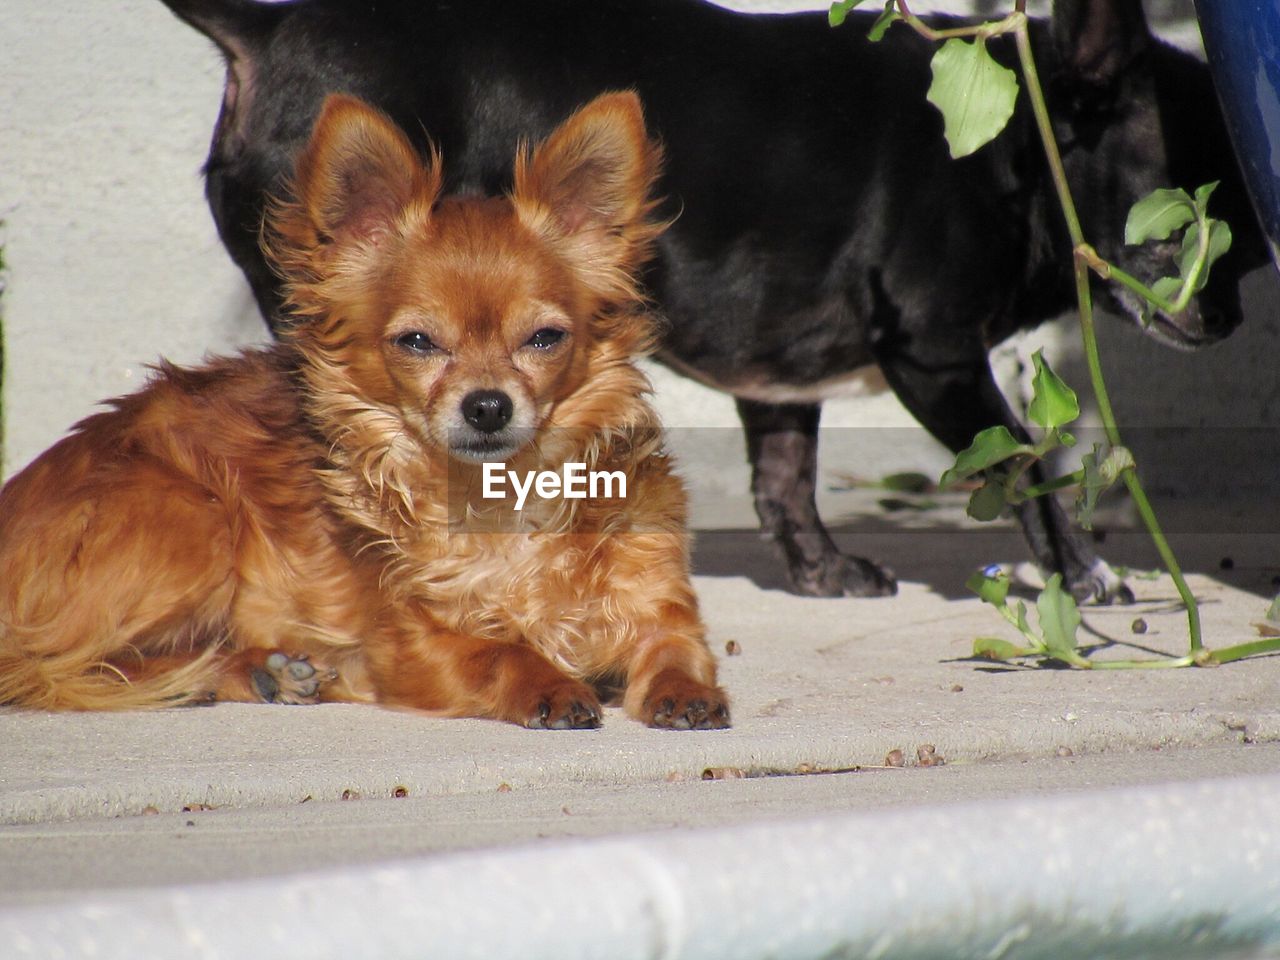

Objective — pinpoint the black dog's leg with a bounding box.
[735,398,897,598]
[872,355,1132,604]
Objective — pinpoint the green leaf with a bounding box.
[868,1,901,41]
[939,425,1028,489]
[967,478,1007,521]
[1098,444,1135,482]
[1178,219,1233,294]
[966,568,1010,607]
[1151,275,1183,303]
[926,37,1019,159]
[1027,349,1079,430]
[1013,599,1033,638]
[1036,574,1081,657]
[880,471,933,493]
[1194,180,1220,209]
[1124,187,1195,245]
[1075,443,1135,530]
[973,637,1035,661]
[828,0,867,27]
[1076,447,1103,531]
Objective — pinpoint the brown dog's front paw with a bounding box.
[643,670,730,730]
[521,680,602,730]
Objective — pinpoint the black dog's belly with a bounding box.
[651,234,881,395]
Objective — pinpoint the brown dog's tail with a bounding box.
[0,624,227,716]
[0,640,226,711]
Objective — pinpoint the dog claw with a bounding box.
[644,676,730,730]
[1070,560,1134,605]
[524,690,602,730]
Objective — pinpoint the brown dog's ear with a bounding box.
[292,94,440,244]
[266,94,441,317]
[513,91,664,302]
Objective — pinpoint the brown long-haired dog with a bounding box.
[0,91,729,730]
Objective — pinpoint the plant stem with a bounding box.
[1085,655,1197,670]
[895,1,1022,43]
[1120,469,1202,651]
[1208,637,1280,665]
[1019,470,1084,500]
[1012,19,1203,655]
[1013,26,1083,245]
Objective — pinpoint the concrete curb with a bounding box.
[5,772,1279,960]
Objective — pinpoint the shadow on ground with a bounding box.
[692,506,1280,603]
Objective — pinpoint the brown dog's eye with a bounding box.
[395,331,437,354]
[526,328,566,350]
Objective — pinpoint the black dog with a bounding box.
[160,0,1263,600]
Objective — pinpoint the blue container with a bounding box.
[1195,0,1280,272]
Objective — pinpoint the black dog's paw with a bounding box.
[1067,560,1135,606]
[790,553,897,599]
[250,652,337,704]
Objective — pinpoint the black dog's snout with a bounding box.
[461,389,514,434]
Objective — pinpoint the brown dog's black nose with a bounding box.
[461,389,514,434]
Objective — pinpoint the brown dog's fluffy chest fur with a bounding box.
[51,343,686,690]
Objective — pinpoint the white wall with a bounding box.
[2,0,1273,503]
[1,0,269,479]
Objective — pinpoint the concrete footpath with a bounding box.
[2,490,1279,956]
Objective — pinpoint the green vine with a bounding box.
[831,0,1280,669]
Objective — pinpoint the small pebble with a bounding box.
[876,676,895,686]
[665,771,687,783]
[950,684,964,693]
[1056,746,1074,758]
[724,640,742,656]
[916,744,944,767]
[141,806,160,816]
[341,789,359,801]
[1131,618,1148,635]
[702,766,746,781]
[885,749,905,768]
[496,783,512,794]
[392,786,409,798]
